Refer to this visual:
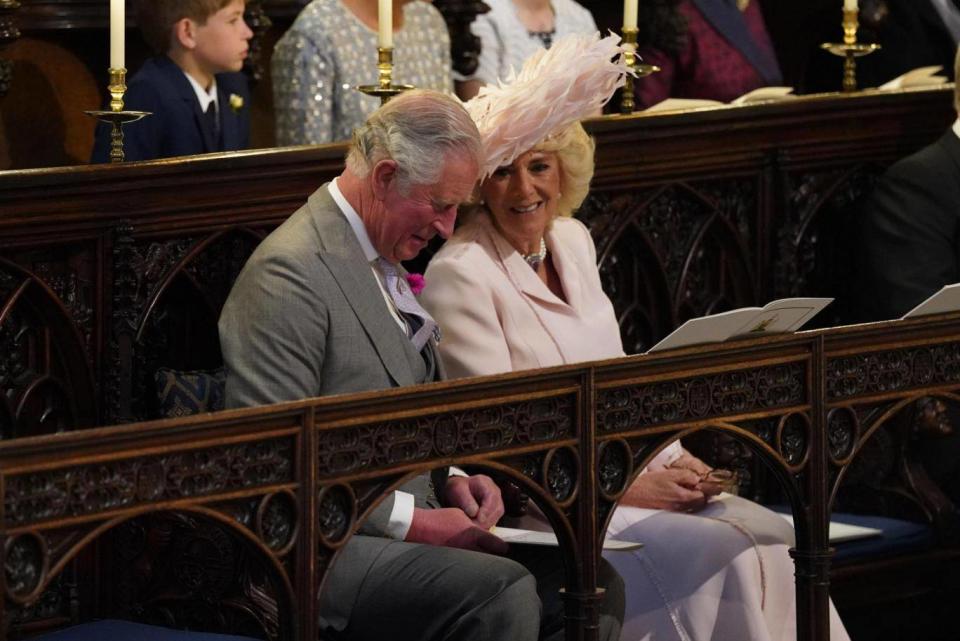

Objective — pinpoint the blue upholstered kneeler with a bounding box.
[27,620,261,641]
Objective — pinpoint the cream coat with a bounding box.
[423,211,625,378]
[423,211,850,641]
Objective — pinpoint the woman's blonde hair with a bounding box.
[531,121,595,218]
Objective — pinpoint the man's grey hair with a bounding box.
[346,90,482,192]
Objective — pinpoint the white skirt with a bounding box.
[604,495,851,641]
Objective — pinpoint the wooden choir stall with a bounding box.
[1,87,959,640]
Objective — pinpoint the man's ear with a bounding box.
[370,159,399,200]
[173,17,197,50]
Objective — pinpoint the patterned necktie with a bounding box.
[377,258,441,351]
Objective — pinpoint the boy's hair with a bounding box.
[136,0,235,54]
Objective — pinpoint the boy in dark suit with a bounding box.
[92,0,252,162]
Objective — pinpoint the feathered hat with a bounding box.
[466,32,630,178]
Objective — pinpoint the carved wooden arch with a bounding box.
[666,183,755,322]
[775,162,885,323]
[595,419,810,549]
[112,226,265,422]
[318,458,585,594]
[4,504,298,641]
[134,227,266,344]
[0,258,95,438]
[827,391,960,526]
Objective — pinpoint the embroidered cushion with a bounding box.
[154,367,226,418]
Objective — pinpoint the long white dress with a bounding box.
[422,213,851,641]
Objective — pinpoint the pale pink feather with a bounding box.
[467,32,630,177]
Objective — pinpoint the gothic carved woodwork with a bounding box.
[244,0,273,83]
[107,225,264,424]
[596,362,806,435]
[579,179,757,354]
[776,165,883,327]
[0,0,19,97]
[432,0,491,78]
[0,259,95,438]
[2,318,960,640]
[101,512,292,641]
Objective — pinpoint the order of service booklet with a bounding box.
[647,297,833,353]
[902,283,960,319]
[644,87,795,113]
[492,526,643,551]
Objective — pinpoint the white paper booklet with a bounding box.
[645,87,795,113]
[902,283,960,318]
[492,526,643,551]
[647,297,833,353]
[777,514,882,544]
[879,66,947,90]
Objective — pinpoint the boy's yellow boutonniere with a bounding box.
[229,93,244,113]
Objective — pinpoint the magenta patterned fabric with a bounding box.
[636,0,781,108]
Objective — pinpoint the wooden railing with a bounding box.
[3,313,960,640]
[0,88,953,433]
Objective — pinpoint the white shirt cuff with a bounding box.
[386,490,415,540]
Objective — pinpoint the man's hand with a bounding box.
[443,474,505,530]
[621,468,707,513]
[405,507,508,554]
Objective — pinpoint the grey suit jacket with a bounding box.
[219,183,446,532]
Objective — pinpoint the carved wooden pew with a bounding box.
[0,88,952,432]
[4,314,960,641]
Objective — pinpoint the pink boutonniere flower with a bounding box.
[406,273,426,295]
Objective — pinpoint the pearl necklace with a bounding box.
[522,237,548,271]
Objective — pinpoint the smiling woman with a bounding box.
[421,32,851,641]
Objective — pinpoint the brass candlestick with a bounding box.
[85,68,150,163]
[619,27,659,115]
[357,47,414,105]
[820,8,879,93]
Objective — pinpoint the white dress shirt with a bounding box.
[183,71,219,125]
[329,178,416,539]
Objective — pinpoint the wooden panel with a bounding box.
[0,88,952,429]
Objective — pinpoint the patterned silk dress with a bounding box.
[272,0,453,145]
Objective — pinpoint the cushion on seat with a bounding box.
[26,619,261,641]
[155,366,226,418]
[828,511,934,564]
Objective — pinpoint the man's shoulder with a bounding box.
[885,132,959,183]
[125,57,181,104]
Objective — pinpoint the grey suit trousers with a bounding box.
[320,535,624,641]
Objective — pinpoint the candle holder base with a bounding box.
[820,42,880,92]
[84,109,151,163]
[356,83,415,105]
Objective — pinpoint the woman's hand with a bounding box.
[669,452,724,498]
[621,468,707,513]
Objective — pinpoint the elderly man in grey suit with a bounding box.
[219,90,623,641]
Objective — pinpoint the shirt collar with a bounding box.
[330,177,380,263]
[183,71,218,112]
[952,118,960,141]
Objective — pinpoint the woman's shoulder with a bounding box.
[551,216,593,246]
[554,0,596,21]
[430,216,495,268]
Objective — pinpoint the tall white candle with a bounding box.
[378,0,393,49]
[110,0,125,69]
[843,0,857,11]
[623,0,638,30]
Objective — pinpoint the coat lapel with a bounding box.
[691,0,782,85]
[157,56,217,153]
[309,186,417,388]
[217,80,238,151]
[481,213,571,310]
